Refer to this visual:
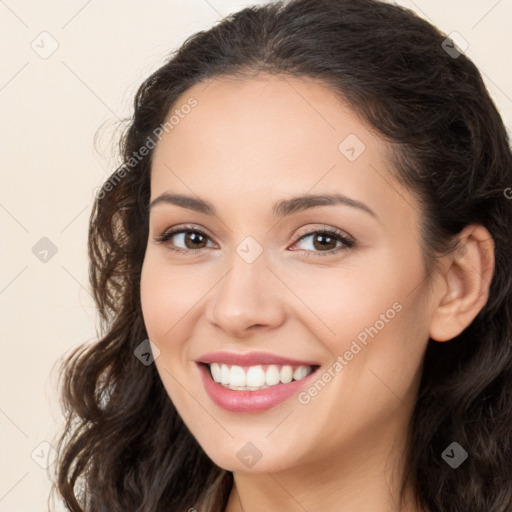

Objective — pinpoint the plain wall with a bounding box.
[1,0,511,510]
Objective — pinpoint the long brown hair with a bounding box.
[52,0,512,510]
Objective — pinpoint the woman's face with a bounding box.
[140,74,436,474]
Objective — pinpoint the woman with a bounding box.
[52,0,512,510]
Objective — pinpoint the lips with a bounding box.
[196,351,320,413]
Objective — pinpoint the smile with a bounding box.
[208,363,316,391]
[196,352,320,413]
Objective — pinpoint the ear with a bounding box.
[429,224,495,342]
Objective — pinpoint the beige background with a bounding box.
[1,0,511,510]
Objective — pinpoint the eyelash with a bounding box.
[153,224,355,257]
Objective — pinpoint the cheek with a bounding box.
[140,255,169,338]
[140,262,183,359]
[140,252,204,339]
[285,260,408,346]
[139,254,199,406]
[285,254,428,401]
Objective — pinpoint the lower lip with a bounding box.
[197,363,318,413]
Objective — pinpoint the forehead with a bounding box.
[149,73,417,227]
[153,74,378,168]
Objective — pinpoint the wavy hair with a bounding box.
[52,0,512,510]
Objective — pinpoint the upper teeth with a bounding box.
[209,363,314,390]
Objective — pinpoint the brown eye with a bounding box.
[311,233,337,251]
[154,227,215,253]
[291,228,354,257]
[182,231,208,249]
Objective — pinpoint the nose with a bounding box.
[205,253,286,338]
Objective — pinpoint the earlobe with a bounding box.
[429,225,495,342]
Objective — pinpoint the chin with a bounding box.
[205,447,295,474]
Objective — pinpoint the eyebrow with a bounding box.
[148,192,377,218]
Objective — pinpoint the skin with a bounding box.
[140,73,494,512]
